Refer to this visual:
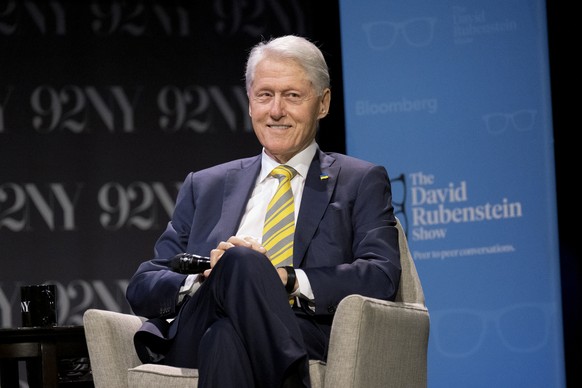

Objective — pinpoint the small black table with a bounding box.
[0,325,93,387]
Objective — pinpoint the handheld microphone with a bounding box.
[170,253,211,274]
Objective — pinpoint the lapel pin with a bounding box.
[320,174,329,180]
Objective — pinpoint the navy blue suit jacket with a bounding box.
[127,149,401,323]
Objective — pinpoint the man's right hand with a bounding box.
[204,236,267,277]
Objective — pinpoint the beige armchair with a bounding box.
[83,219,429,388]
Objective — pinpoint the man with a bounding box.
[126,35,401,388]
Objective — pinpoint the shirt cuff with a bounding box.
[177,274,202,304]
[294,268,314,300]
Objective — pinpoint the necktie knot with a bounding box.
[270,165,297,181]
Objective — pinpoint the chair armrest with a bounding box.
[83,309,145,388]
[323,294,430,388]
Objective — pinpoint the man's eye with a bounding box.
[284,93,303,103]
[254,94,272,102]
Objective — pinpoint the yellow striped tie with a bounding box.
[263,165,297,268]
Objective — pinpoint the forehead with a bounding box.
[252,57,312,90]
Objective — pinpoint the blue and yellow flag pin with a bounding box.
[320,174,329,180]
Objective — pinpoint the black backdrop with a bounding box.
[546,1,580,386]
[0,0,578,386]
[0,0,345,323]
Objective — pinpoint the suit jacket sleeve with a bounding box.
[298,152,401,316]
[125,172,198,318]
[126,157,259,318]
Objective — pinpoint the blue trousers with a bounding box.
[161,246,326,388]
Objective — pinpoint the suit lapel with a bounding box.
[294,150,339,266]
[213,151,337,267]
[219,156,262,237]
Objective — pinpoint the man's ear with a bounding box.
[318,88,331,118]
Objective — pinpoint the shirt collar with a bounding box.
[260,140,318,182]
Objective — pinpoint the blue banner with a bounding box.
[339,0,565,386]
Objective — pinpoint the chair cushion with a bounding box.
[309,360,326,388]
[128,364,199,387]
[127,360,326,388]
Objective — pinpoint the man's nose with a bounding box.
[269,95,286,118]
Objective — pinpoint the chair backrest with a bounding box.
[84,309,145,388]
[394,217,425,306]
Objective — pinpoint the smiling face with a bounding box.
[248,57,331,163]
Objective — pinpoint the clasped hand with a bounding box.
[204,236,266,278]
[204,236,291,289]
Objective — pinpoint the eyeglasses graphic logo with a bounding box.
[431,302,554,358]
[482,109,537,135]
[363,17,437,50]
[390,173,408,236]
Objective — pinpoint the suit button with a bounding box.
[327,305,336,313]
